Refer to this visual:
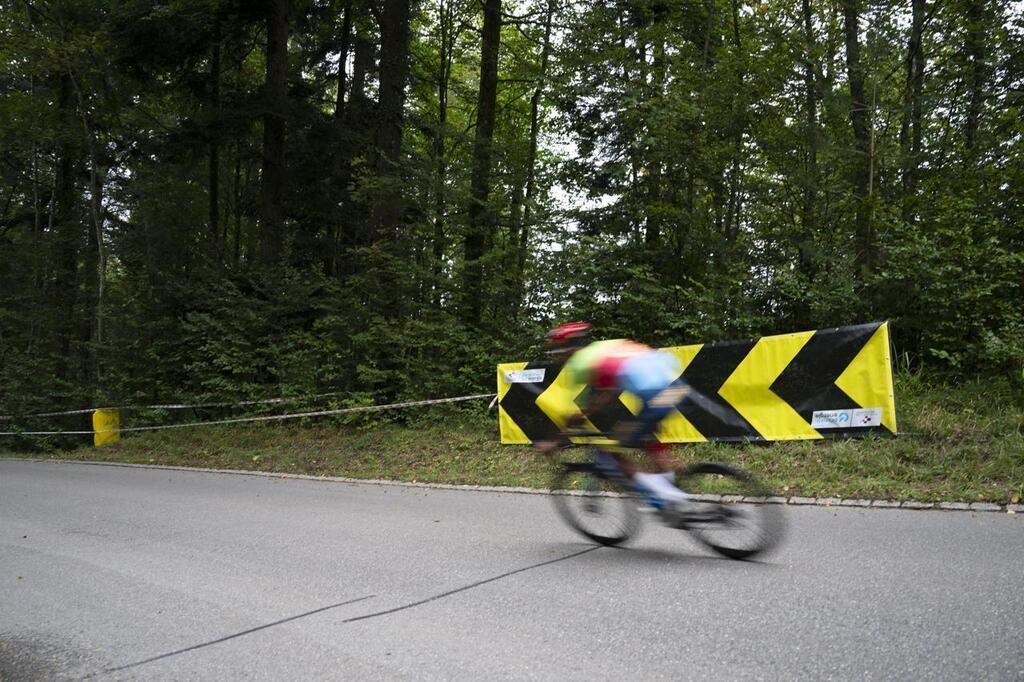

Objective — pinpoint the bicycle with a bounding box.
[549,437,786,560]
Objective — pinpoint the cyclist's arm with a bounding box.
[549,387,617,436]
[533,387,614,453]
[576,387,618,424]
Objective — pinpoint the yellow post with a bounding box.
[92,408,121,446]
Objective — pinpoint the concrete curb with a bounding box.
[5,458,1021,514]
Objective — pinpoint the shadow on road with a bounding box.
[552,541,785,569]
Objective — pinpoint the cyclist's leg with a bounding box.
[615,349,687,456]
[580,387,637,476]
[616,380,688,456]
[616,380,691,503]
[639,380,690,470]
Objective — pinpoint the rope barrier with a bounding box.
[0,393,497,437]
[0,391,353,421]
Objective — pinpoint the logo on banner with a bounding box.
[504,369,546,384]
[812,407,882,429]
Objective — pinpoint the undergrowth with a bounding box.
[2,372,1021,503]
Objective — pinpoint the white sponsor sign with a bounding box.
[504,369,546,384]
[811,407,882,429]
[852,408,883,427]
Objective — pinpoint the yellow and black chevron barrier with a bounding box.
[497,321,897,444]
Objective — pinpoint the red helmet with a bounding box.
[546,321,592,351]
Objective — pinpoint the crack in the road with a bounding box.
[92,546,600,677]
[342,545,601,624]
[95,594,376,676]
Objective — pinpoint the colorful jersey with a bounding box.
[564,339,680,394]
[563,339,641,388]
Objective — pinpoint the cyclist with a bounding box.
[535,321,691,510]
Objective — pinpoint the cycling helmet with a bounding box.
[546,321,592,353]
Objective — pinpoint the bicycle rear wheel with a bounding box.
[550,463,641,546]
[677,462,785,560]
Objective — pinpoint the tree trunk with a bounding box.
[322,0,353,276]
[83,167,105,384]
[461,0,502,325]
[259,0,289,267]
[899,0,925,223]
[349,30,372,110]
[645,29,666,246]
[964,0,986,160]
[335,0,353,120]
[725,0,745,245]
[209,16,222,252]
[515,0,555,286]
[800,0,818,251]
[432,0,455,307]
[842,0,873,281]
[52,73,80,382]
[233,150,242,267]
[372,0,411,242]
[72,77,107,380]
[333,26,374,277]
[630,21,647,245]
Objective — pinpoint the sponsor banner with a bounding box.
[504,369,546,384]
[812,407,883,429]
[497,321,897,444]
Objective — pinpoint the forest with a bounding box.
[1,0,1022,418]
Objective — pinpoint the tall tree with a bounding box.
[259,0,290,267]
[335,0,353,120]
[372,0,412,242]
[51,71,82,382]
[842,0,873,282]
[800,0,819,256]
[899,0,926,223]
[963,0,987,160]
[430,0,463,305]
[209,12,222,248]
[513,0,556,290]
[461,0,502,324]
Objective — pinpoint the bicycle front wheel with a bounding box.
[677,462,785,560]
[550,463,641,546]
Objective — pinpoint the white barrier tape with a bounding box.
[0,391,354,420]
[0,407,100,420]
[140,391,352,410]
[0,393,497,436]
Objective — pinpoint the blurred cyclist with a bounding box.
[534,321,691,510]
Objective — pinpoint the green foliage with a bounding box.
[0,0,1021,432]
[7,372,1020,503]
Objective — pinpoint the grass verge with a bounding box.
[2,372,1022,503]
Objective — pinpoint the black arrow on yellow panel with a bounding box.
[498,360,562,442]
[678,339,760,440]
[573,388,635,436]
[770,323,879,425]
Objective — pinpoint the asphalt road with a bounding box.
[1,459,1022,680]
